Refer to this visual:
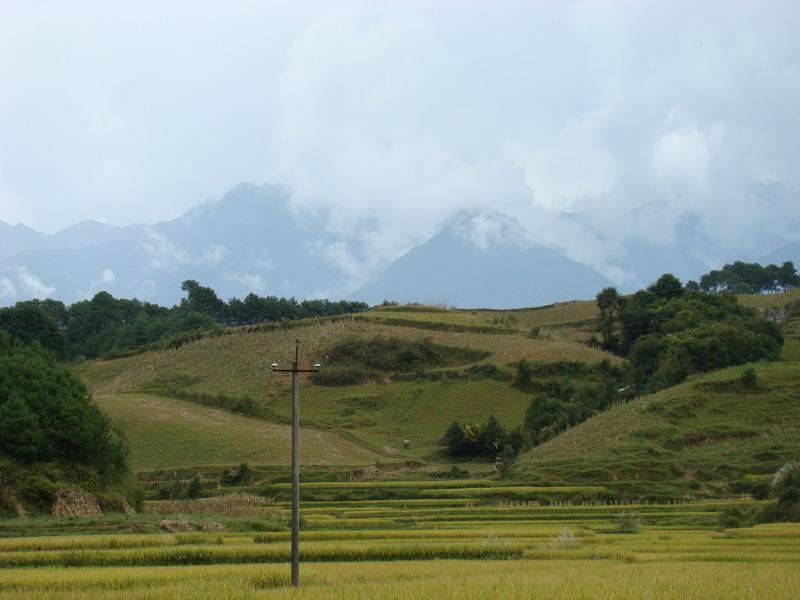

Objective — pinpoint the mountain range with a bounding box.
[1,183,798,308]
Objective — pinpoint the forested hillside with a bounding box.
[0,333,130,516]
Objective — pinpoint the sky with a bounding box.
[1,0,799,281]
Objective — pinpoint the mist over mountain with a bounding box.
[1,182,798,309]
[0,184,349,306]
[355,212,612,308]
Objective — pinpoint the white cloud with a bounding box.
[99,268,116,284]
[139,230,227,271]
[16,267,55,298]
[267,2,800,281]
[224,272,266,294]
[0,277,16,299]
[0,1,798,281]
[140,229,190,271]
[454,212,524,251]
[200,245,227,267]
[73,268,118,300]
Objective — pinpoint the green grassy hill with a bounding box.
[81,301,612,469]
[95,393,384,471]
[80,292,800,490]
[511,338,800,498]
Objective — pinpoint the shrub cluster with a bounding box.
[221,463,253,486]
[0,332,128,482]
[517,360,626,447]
[595,274,783,392]
[312,336,488,386]
[443,416,524,461]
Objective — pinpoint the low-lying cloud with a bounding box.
[1,1,798,287]
[269,2,800,283]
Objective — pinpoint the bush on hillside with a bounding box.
[221,463,253,486]
[0,332,128,484]
[740,368,759,389]
[314,336,488,386]
[516,359,626,448]
[311,366,380,386]
[324,336,488,372]
[186,475,203,499]
[443,416,524,459]
[596,274,784,393]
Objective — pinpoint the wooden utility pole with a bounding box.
[272,339,319,588]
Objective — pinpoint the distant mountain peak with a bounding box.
[355,209,612,308]
[447,210,527,251]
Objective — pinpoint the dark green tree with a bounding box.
[648,273,684,300]
[478,415,507,454]
[444,421,467,456]
[0,332,128,481]
[186,474,203,499]
[0,396,44,461]
[180,280,227,322]
[595,287,622,352]
[0,303,67,358]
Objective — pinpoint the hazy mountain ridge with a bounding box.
[355,212,613,308]
[0,184,348,306]
[1,183,798,308]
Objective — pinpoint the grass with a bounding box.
[95,393,384,470]
[363,301,600,332]
[738,288,800,311]
[6,292,800,596]
[1,560,798,599]
[1,506,799,598]
[1,472,797,595]
[78,303,614,468]
[77,290,800,494]
[511,352,800,498]
[285,378,535,458]
[81,318,612,399]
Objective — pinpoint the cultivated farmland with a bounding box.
[1,493,799,598]
[4,292,798,598]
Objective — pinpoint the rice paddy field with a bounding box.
[33,292,796,597]
[1,489,798,599]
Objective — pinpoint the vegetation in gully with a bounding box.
[1,261,799,597]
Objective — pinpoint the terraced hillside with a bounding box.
[80,290,800,481]
[511,338,800,498]
[81,301,613,468]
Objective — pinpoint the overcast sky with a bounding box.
[1,0,799,278]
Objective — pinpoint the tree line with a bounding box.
[0,280,368,359]
[443,271,785,465]
[689,260,798,294]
